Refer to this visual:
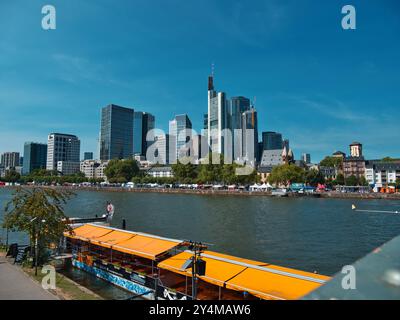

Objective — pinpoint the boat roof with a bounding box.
[157,250,330,300]
[64,224,183,261]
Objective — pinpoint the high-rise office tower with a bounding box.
[231,96,251,161]
[84,152,94,160]
[100,104,134,160]
[302,153,311,164]
[207,75,229,156]
[133,111,155,158]
[1,152,20,168]
[169,114,192,162]
[150,134,171,165]
[262,132,283,151]
[23,142,47,174]
[242,108,258,165]
[46,133,80,171]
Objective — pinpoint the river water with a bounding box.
[1,188,400,298]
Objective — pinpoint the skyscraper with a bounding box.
[262,132,283,151]
[151,134,170,165]
[169,114,192,162]
[23,142,47,174]
[207,75,229,156]
[302,153,311,164]
[46,133,80,171]
[1,152,20,168]
[242,108,258,165]
[231,96,251,161]
[133,111,155,158]
[84,152,94,160]
[100,104,134,160]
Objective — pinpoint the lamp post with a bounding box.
[31,217,45,276]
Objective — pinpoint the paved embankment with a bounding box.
[0,253,57,300]
[4,186,400,200]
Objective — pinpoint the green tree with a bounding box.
[382,157,399,162]
[3,187,74,272]
[320,156,343,168]
[333,173,345,186]
[104,159,139,183]
[345,175,358,186]
[3,169,21,183]
[359,176,369,186]
[305,169,325,186]
[171,161,198,183]
[268,164,305,187]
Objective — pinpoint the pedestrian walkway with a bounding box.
[0,253,58,300]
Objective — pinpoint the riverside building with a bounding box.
[46,133,80,172]
[23,142,47,174]
[100,104,134,161]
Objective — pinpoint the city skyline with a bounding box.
[1,0,400,161]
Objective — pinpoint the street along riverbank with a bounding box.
[9,185,399,200]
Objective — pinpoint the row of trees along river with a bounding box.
[4,154,399,188]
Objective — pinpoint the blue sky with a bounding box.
[0,0,399,161]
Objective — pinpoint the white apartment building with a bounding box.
[147,166,174,178]
[80,160,108,180]
[365,161,400,187]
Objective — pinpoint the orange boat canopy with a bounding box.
[64,224,183,261]
[157,250,331,300]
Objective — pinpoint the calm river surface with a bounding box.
[1,188,400,297]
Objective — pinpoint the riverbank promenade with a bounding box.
[0,253,57,300]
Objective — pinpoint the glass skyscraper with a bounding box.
[169,114,192,162]
[100,104,134,160]
[207,75,230,156]
[262,132,283,151]
[133,111,155,158]
[242,108,258,165]
[230,96,251,160]
[23,142,47,174]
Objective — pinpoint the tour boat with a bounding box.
[63,224,330,300]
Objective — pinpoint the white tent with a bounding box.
[250,184,261,191]
[260,183,273,190]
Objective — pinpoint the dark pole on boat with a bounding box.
[122,219,126,230]
[191,246,197,300]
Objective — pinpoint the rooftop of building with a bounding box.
[257,166,273,173]
[344,156,365,161]
[49,133,79,138]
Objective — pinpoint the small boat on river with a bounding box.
[271,188,289,197]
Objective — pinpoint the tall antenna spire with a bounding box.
[211,62,215,77]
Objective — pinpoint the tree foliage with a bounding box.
[3,169,21,183]
[2,187,74,264]
[305,169,325,186]
[104,159,140,183]
[319,156,343,168]
[333,173,345,186]
[268,164,305,187]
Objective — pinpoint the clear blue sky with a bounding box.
[1,0,399,162]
